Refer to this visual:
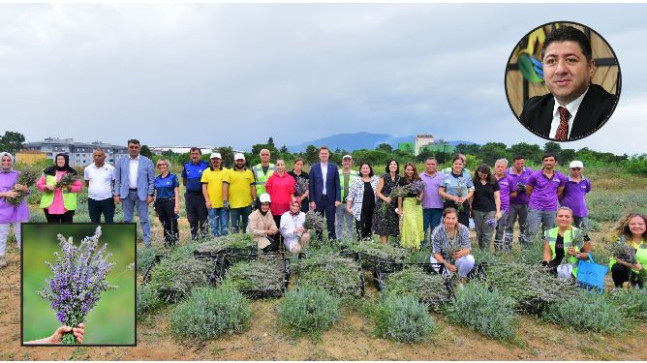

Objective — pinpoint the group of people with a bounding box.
[0,142,644,289]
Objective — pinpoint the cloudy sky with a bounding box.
[1,4,645,154]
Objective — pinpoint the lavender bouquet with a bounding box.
[454,177,468,213]
[304,210,325,231]
[55,173,78,189]
[381,179,426,214]
[5,168,39,206]
[38,227,116,344]
[294,178,309,197]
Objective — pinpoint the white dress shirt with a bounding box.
[550,87,588,139]
[128,155,140,189]
[320,162,328,195]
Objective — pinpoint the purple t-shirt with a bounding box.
[497,175,513,213]
[506,166,533,205]
[560,177,591,217]
[527,169,567,211]
[420,171,445,209]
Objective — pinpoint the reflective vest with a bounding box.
[40,174,78,210]
[339,169,359,201]
[609,237,647,272]
[252,163,275,196]
[545,227,582,277]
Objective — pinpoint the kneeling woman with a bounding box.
[542,206,590,279]
[609,212,647,289]
[280,200,310,254]
[247,193,279,252]
[429,208,475,277]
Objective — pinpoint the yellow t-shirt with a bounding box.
[224,168,256,208]
[200,167,228,208]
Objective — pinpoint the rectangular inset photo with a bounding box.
[21,223,136,346]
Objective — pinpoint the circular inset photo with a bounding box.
[505,21,621,141]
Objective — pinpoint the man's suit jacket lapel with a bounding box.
[537,98,554,138]
[570,89,595,139]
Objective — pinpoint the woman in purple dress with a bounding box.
[0,152,30,268]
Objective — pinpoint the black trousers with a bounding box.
[88,198,115,223]
[185,192,208,239]
[355,208,374,240]
[611,263,644,288]
[155,198,178,246]
[273,214,283,247]
[44,209,74,223]
[315,195,336,241]
[443,200,470,227]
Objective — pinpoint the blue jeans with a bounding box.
[208,208,229,237]
[335,204,355,240]
[494,211,512,251]
[229,206,252,234]
[122,190,151,245]
[423,208,443,247]
[522,209,556,248]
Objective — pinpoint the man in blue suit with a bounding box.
[308,146,341,241]
[114,139,155,246]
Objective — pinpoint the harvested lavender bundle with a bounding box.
[608,242,636,264]
[5,168,39,206]
[38,227,116,344]
[304,210,325,230]
[294,178,309,197]
[55,173,79,189]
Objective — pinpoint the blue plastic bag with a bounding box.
[577,253,608,294]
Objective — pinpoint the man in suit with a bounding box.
[114,139,155,246]
[309,146,341,241]
[520,26,617,141]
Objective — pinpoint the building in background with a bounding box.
[397,134,455,156]
[23,138,128,167]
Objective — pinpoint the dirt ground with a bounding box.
[2,226,647,361]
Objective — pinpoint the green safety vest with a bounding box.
[609,238,647,272]
[339,169,359,201]
[252,163,275,196]
[545,227,583,277]
[39,174,78,210]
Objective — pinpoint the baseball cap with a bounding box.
[234,153,245,160]
[569,160,584,169]
[259,193,271,203]
[342,154,352,160]
[210,152,222,159]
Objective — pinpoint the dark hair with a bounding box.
[474,164,496,184]
[189,147,202,154]
[127,139,140,146]
[542,152,557,161]
[319,146,330,153]
[384,159,400,175]
[294,157,304,165]
[359,162,374,177]
[543,26,592,62]
[512,155,525,162]
[443,207,458,218]
[403,162,421,181]
[452,154,464,164]
[425,157,437,163]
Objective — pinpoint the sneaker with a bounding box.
[0,256,6,268]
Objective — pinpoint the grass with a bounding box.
[277,286,341,340]
[374,294,436,342]
[444,282,517,342]
[169,284,251,341]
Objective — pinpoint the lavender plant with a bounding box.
[38,227,116,344]
[303,210,325,231]
[5,168,39,206]
[294,178,309,197]
[55,173,79,189]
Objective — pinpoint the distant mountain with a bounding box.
[287,132,473,152]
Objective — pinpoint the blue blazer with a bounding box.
[114,155,155,201]
[308,162,341,204]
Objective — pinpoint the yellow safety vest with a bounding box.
[252,163,275,196]
[545,227,582,277]
[39,174,78,210]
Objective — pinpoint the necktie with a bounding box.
[555,107,570,141]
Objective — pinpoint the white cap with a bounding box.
[342,154,352,160]
[259,193,271,203]
[569,160,584,169]
[210,152,222,159]
[234,153,245,160]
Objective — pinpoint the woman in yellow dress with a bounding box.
[397,162,425,249]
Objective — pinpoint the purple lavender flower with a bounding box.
[38,227,116,344]
[486,219,498,228]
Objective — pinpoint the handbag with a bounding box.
[576,253,608,294]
